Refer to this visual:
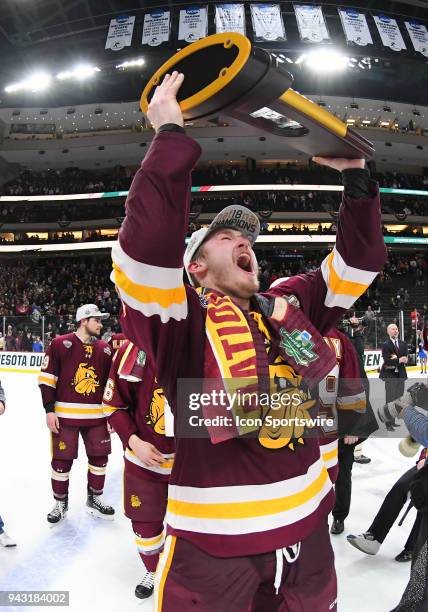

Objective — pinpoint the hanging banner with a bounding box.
[373,14,406,51]
[338,8,373,46]
[215,4,246,35]
[405,21,428,57]
[294,5,329,43]
[142,9,171,47]
[105,15,135,51]
[178,6,208,42]
[250,4,286,41]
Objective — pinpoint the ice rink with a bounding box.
[0,369,425,612]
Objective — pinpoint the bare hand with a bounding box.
[399,356,408,364]
[147,71,185,132]
[128,434,165,468]
[46,412,60,433]
[417,458,426,471]
[312,157,365,172]
[0,402,5,416]
[390,354,398,359]
[344,435,359,445]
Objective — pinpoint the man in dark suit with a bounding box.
[380,323,408,430]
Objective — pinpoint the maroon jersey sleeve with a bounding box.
[267,172,386,333]
[336,332,366,413]
[38,339,60,408]
[110,131,202,382]
[102,347,138,448]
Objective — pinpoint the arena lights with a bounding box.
[4,72,51,93]
[295,50,349,73]
[56,64,100,80]
[115,58,145,69]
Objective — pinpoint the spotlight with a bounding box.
[5,72,51,93]
[301,50,348,73]
[115,58,145,69]
[57,65,100,80]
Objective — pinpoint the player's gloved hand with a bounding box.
[146,71,185,131]
[128,434,165,468]
[46,412,60,433]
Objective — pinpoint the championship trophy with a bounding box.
[141,32,374,159]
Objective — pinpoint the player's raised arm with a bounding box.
[111,72,202,367]
[268,157,386,333]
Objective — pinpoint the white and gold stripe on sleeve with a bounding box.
[337,392,367,413]
[321,248,378,309]
[38,372,58,388]
[102,403,127,418]
[320,439,338,470]
[111,242,187,323]
[125,448,174,475]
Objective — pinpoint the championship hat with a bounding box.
[76,304,109,322]
[184,205,260,286]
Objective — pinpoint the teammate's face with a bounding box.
[190,229,259,300]
[84,317,103,337]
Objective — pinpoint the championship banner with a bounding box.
[215,4,246,35]
[405,20,428,57]
[142,9,171,47]
[250,4,286,41]
[294,4,329,43]
[105,15,135,51]
[178,5,208,42]
[338,8,373,46]
[373,14,406,52]
[0,352,45,374]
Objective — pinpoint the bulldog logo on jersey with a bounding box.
[72,362,99,395]
[130,495,141,508]
[258,358,315,450]
[58,441,67,451]
[146,386,166,435]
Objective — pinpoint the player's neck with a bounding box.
[75,328,91,344]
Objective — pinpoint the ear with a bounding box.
[188,259,207,276]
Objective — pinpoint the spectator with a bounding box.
[32,336,43,353]
[5,327,16,352]
[22,331,33,352]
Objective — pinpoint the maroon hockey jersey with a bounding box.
[110,131,386,557]
[108,332,127,353]
[38,332,112,427]
[102,339,174,482]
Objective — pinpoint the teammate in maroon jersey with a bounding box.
[102,339,174,599]
[38,304,115,525]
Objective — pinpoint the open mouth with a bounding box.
[236,252,253,273]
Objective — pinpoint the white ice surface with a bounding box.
[0,370,425,612]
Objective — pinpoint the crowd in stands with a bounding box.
[0,249,426,351]
[0,163,426,228]
[3,162,427,194]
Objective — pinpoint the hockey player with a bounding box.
[102,339,174,599]
[38,304,115,525]
[111,73,386,610]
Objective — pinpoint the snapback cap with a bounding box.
[184,205,260,286]
[76,304,109,323]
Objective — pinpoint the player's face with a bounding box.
[86,317,103,337]
[194,229,259,299]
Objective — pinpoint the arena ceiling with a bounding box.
[0,0,427,109]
